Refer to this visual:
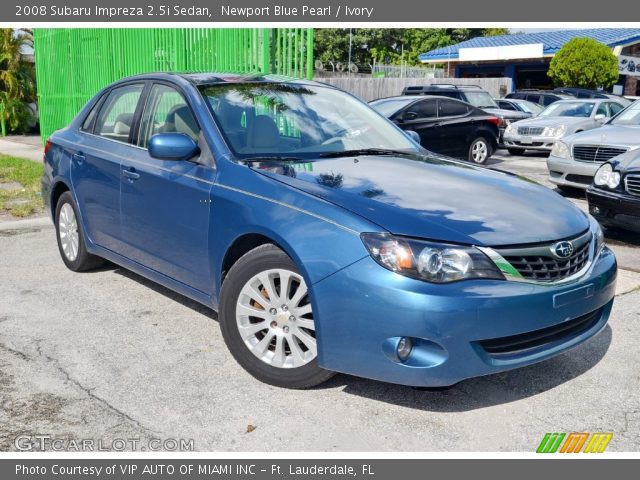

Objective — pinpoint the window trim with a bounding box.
[136,80,203,150]
[89,81,148,146]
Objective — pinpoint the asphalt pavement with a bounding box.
[1,150,639,452]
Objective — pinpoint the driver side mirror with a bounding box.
[594,113,607,122]
[148,133,200,161]
[403,111,418,121]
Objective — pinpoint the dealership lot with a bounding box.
[1,152,639,452]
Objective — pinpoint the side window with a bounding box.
[81,97,102,132]
[139,84,200,148]
[596,103,608,117]
[406,99,437,119]
[94,84,144,143]
[542,96,557,106]
[609,102,624,116]
[438,99,469,117]
[497,101,516,111]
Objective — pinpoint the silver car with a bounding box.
[547,100,640,190]
[503,99,626,155]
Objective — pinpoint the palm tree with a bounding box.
[0,29,36,133]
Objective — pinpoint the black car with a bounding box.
[587,149,640,233]
[370,95,499,164]
[505,89,571,106]
[401,84,528,143]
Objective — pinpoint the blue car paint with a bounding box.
[42,73,617,387]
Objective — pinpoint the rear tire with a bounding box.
[55,192,105,272]
[468,137,492,164]
[219,244,335,389]
[507,147,526,155]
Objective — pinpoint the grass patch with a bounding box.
[0,155,44,217]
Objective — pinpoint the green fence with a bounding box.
[33,28,314,142]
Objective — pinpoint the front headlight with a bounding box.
[505,123,515,134]
[543,125,566,137]
[551,141,570,159]
[594,163,621,189]
[361,233,505,283]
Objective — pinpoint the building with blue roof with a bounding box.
[419,29,640,95]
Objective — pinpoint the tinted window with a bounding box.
[541,95,557,106]
[81,98,102,132]
[609,102,624,116]
[94,84,144,143]
[525,94,541,104]
[139,84,200,148]
[462,91,497,108]
[439,99,469,117]
[596,103,608,117]
[406,99,437,118]
[497,100,517,111]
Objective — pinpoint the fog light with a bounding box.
[397,337,413,361]
[591,206,601,215]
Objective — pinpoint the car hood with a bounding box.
[513,116,592,128]
[483,107,530,120]
[564,124,640,147]
[612,149,640,172]
[252,154,589,246]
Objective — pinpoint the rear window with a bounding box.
[370,98,416,117]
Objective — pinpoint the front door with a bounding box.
[120,83,215,293]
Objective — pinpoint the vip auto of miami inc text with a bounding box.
[16,4,374,19]
[16,463,375,476]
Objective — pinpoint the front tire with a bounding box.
[219,244,335,389]
[468,137,491,164]
[54,191,104,272]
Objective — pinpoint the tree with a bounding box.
[313,28,509,67]
[0,28,36,133]
[548,38,619,89]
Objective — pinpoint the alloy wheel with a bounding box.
[471,140,489,163]
[235,268,316,369]
[58,203,79,262]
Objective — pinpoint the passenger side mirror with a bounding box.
[403,111,418,121]
[404,130,421,143]
[594,113,607,122]
[148,133,200,161]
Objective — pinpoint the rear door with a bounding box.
[119,82,215,293]
[435,98,473,156]
[72,82,145,252]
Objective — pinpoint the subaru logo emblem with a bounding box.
[552,241,574,259]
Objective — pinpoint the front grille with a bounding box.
[625,173,640,196]
[496,231,592,283]
[517,126,544,135]
[573,145,628,163]
[478,307,603,356]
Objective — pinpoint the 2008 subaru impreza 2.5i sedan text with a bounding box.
[42,73,617,389]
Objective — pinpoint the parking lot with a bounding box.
[1,151,639,452]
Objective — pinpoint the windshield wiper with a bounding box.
[319,148,413,158]
[241,156,304,163]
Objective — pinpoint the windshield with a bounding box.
[611,101,640,126]
[539,101,595,117]
[369,97,416,117]
[518,101,544,114]
[199,83,418,159]
[463,91,498,109]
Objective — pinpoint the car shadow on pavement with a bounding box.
[111,266,218,320]
[325,325,612,412]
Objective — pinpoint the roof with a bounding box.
[420,28,640,62]
[112,72,320,86]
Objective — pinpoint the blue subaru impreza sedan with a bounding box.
[42,73,617,389]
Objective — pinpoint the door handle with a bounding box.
[122,168,140,181]
[72,152,85,165]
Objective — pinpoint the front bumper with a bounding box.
[587,186,640,233]
[312,247,616,387]
[504,133,558,151]
[547,155,601,189]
